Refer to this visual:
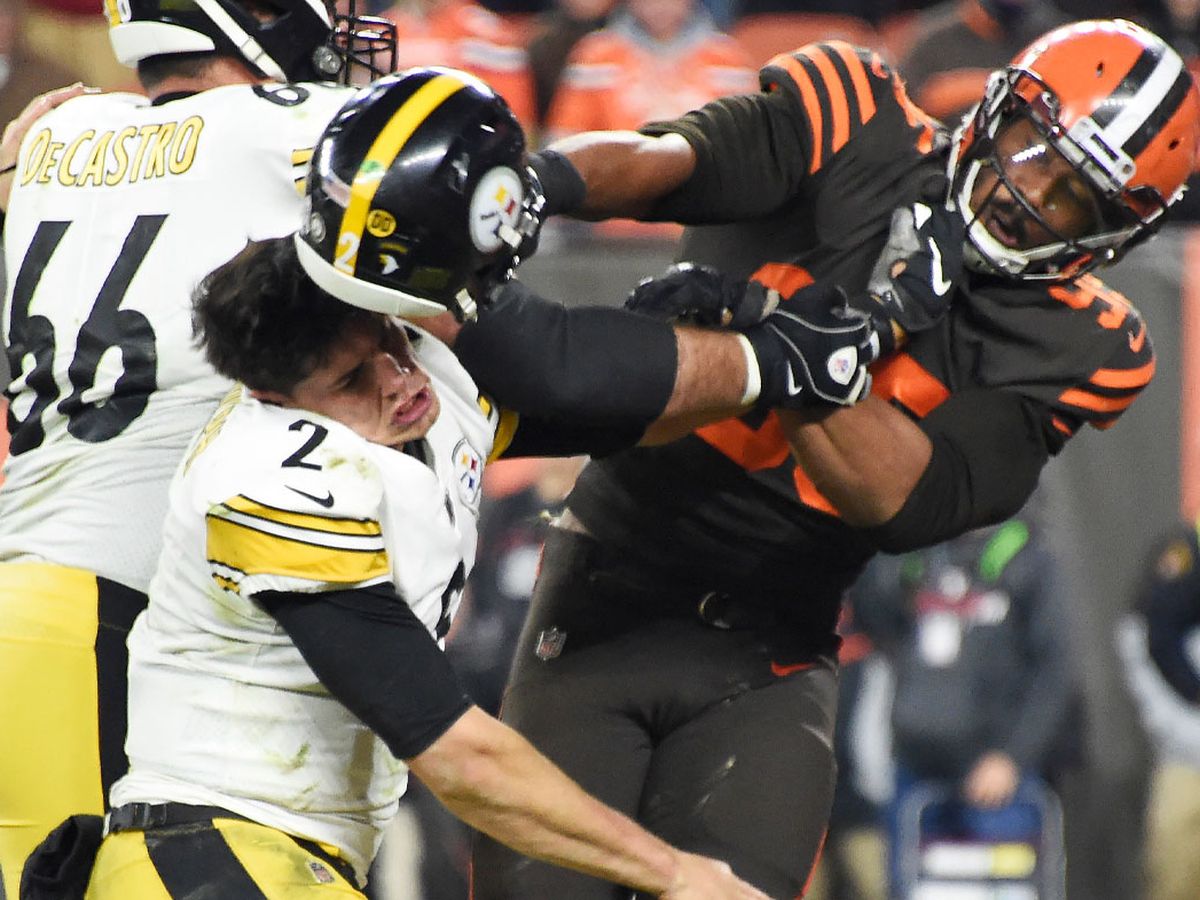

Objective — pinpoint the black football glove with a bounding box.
[625,262,778,328]
[742,281,878,409]
[867,178,965,343]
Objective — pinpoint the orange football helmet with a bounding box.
[947,18,1200,281]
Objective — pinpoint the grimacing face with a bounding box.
[969,115,1106,251]
[255,316,441,449]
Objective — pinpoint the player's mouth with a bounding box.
[393,387,434,427]
[984,206,1028,249]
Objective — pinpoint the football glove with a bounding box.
[742,281,878,409]
[625,262,778,328]
[867,178,965,344]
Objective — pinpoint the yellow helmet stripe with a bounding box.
[338,74,470,275]
[103,0,122,26]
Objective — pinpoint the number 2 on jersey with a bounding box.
[5,216,164,454]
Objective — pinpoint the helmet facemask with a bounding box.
[108,0,397,84]
[950,68,1170,282]
[327,0,398,84]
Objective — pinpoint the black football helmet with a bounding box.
[105,0,397,84]
[295,67,543,321]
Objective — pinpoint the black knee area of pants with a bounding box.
[94,578,147,803]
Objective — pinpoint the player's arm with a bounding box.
[778,387,1053,551]
[257,585,768,900]
[0,83,89,212]
[425,281,751,454]
[532,87,811,224]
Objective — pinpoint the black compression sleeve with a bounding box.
[865,390,1051,553]
[257,585,471,760]
[458,279,678,425]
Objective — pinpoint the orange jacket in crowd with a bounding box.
[544,9,757,137]
[383,0,536,130]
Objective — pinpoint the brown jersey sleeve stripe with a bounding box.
[1057,387,1141,414]
[767,53,826,173]
[810,48,852,159]
[1051,416,1075,436]
[1089,358,1157,390]
[829,41,876,124]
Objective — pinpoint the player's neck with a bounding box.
[147,58,267,101]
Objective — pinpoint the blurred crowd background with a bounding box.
[7,0,1200,897]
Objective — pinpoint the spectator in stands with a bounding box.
[526,0,620,126]
[897,0,1070,123]
[382,0,537,129]
[0,0,89,125]
[854,509,1080,895]
[21,0,133,90]
[1117,520,1200,900]
[543,0,755,140]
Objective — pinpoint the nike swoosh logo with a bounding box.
[785,365,804,396]
[1129,323,1147,353]
[286,485,335,508]
[928,237,952,296]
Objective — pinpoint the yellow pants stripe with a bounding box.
[85,819,364,898]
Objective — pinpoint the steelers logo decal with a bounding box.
[453,439,484,509]
[366,209,396,238]
[468,166,524,253]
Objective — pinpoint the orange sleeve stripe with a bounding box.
[1089,358,1156,390]
[831,42,876,124]
[767,52,825,173]
[694,415,792,471]
[809,48,851,155]
[869,353,950,417]
[1057,387,1139,414]
[1051,416,1074,436]
[751,261,815,295]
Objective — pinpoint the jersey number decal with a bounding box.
[437,561,466,640]
[283,419,329,470]
[5,216,165,454]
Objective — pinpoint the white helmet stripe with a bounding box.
[301,0,333,25]
[193,0,288,81]
[1101,47,1183,150]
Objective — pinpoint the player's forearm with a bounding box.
[777,398,931,526]
[410,706,681,894]
[641,327,750,444]
[545,131,696,220]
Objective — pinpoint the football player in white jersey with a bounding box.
[0,0,397,893]
[79,67,863,899]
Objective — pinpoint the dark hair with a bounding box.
[193,236,376,394]
[137,52,220,91]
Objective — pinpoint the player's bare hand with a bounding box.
[1,82,95,209]
[963,750,1020,808]
[660,852,773,900]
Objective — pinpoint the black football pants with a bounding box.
[471,527,839,899]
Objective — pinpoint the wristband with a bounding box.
[736,333,761,406]
[527,149,586,217]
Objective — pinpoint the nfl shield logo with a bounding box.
[453,439,483,507]
[535,627,567,661]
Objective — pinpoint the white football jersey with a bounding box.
[111,329,497,884]
[0,81,355,590]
